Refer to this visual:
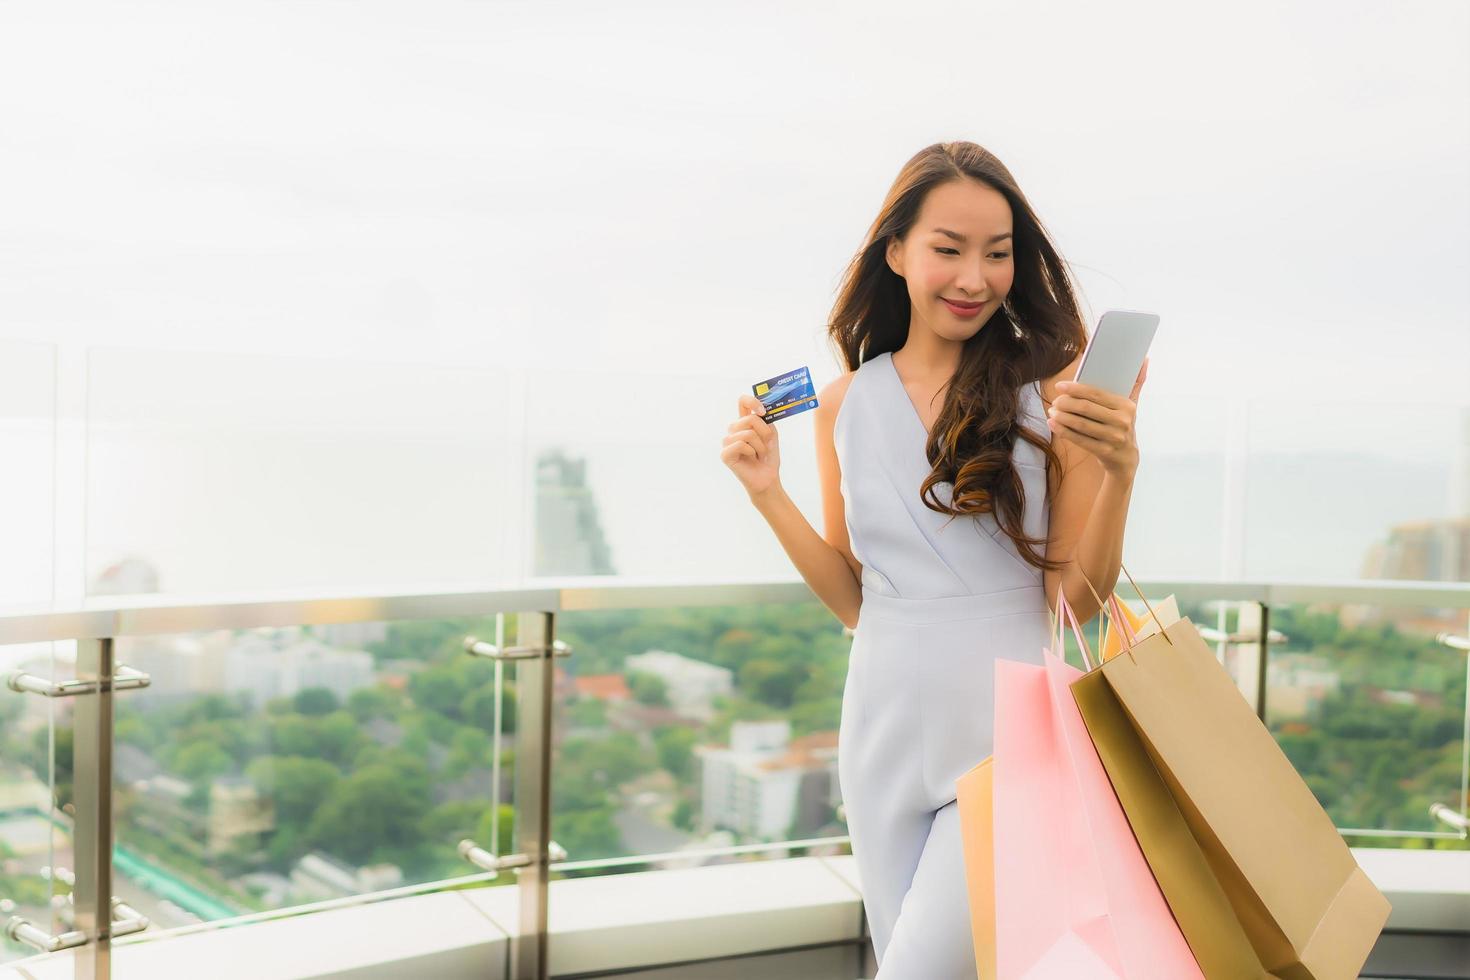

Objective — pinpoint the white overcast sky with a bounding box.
[0,1,1466,602]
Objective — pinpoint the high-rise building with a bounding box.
[695,721,839,842]
[1353,518,1470,630]
[533,450,616,576]
[1366,518,1470,581]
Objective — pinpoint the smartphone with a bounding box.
[1073,309,1160,397]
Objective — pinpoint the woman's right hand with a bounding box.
[721,394,782,499]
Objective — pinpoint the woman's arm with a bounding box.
[1057,468,1137,624]
[749,373,863,629]
[750,482,863,629]
[1041,359,1149,623]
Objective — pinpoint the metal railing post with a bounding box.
[1255,601,1271,722]
[72,637,115,980]
[1232,601,1271,721]
[465,614,570,980]
[513,610,555,980]
[461,617,570,975]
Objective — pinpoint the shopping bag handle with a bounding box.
[1116,563,1174,648]
[1052,582,1097,670]
[1067,562,1176,661]
[1066,568,1138,667]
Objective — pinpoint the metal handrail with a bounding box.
[1,577,1468,645]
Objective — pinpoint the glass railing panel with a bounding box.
[523,366,827,581]
[0,641,67,964]
[1096,592,1469,847]
[523,364,1232,583]
[0,339,57,612]
[1123,398,1230,578]
[0,339,63,962]
[83,347,519,599]
[546,598,852,880]
[1264,599,1469,847]
[100,611,518,947]
[1243,399,1466,582]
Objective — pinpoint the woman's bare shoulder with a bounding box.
[816,368,858,420]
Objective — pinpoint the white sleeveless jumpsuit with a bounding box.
[835,350,1054,978]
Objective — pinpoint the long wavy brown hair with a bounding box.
[827,141,1088,572]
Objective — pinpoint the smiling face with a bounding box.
[884,177,1015,344]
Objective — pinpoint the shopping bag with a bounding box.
[986,588,1203,978]
[1099,591,1178,661]
[1071,566,1392,979]
[955,756,996,980]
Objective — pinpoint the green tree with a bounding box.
[627,671,670,707]
[260,823,305,871]
[559,733,652,790]
[444,727,494,779]
[420,801,514,857]
[568,697,608,728]
[653,727,696,781]
[316,711,363,767]
[26,725,74,808]
[410,667,466,720]
[174,741,233,782]
[265,696,296,717]
[269,715,320,757]
[265,712,364,768]
[184,694,247,724]
[308,764,429,863]
[789,696,841,736]
[475,803,515,855]
[245,756,341,826]
[347,686,403,722]
[551,806,622,861]
[738,659,805,709]
[461,682,516,733]
[293,687,339,716]
[670,797,695,832]
[115,713,158,750]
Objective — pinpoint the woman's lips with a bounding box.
[942,298,985,318]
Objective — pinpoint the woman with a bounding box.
[720,141,1147,977]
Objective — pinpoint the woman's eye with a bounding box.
[934,247,1011,258]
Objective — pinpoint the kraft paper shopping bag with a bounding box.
[1071,569,1391,979]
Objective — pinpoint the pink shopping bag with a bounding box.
[990,588,1202,978]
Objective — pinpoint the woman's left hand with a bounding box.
[1047,358,1148,479]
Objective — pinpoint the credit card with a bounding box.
[753,365,819,422]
